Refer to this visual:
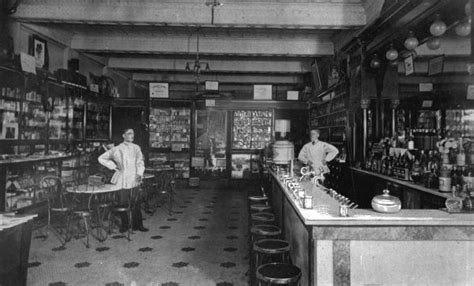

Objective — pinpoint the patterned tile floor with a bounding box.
[27,180,250,286]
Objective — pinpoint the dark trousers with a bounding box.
[117,188,144,229]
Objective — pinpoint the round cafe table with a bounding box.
[66,183,123,246]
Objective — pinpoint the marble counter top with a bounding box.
[0,213,37,231]
[271,171,474,226]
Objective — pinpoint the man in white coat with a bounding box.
[98,128,148,232]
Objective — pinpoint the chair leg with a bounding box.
[82,215,90,248]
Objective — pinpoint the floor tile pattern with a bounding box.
[27,180,249,285]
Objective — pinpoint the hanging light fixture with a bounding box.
[385,43,398,61]
[404,31,419,50]
[466,2,471,16]
[455,18,471,36]
[429,14,447,36]
[426,37,441,50]
[370,54,381,69]
[185,29,211,84]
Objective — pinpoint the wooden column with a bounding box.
[361,99,371,163]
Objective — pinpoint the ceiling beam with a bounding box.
[108,58,312,74]
[415,37,471,57]
[71,33,334,56]
[13,0,366,29]
[132,73,305,85]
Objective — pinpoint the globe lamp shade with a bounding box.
[426,37,441,50]
[404,32,419,50]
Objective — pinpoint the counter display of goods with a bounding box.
[22,91,46,140]
[69,92,85,141]
[149,108,190,149]
[49,97,68,140]
[232,110,272,149]
[85,102,110,140]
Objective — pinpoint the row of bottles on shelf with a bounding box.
[365,139,474,195]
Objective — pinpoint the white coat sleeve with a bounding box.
[98,149,118,171]
[135,146,145,177]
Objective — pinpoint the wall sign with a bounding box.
[467,85,474,100]
[149,82,169,98]
[253,85,272,100]
[286,91,299,101]
[205,81,219,91]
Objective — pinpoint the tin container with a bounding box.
[339,204,349,217]
[303,196,313,209]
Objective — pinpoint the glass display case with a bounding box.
[149,108,172,148]
[86,102,110,140]
[149,106,191,179]
[5,160,61,212]
[49,84,68,140]
[232,110,272,150]
[22,90,47,140]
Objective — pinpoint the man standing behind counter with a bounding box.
[298,127,339,174]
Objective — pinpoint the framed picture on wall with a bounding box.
[29,34,49,70]
[428,55,444,76]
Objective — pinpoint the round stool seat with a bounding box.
[250,204,272,212]
[111,204,130,212]
[251,224,281,237]
[254,239,290,254]
[251,212,275,223]
[248,195,268,203]
[257,263,301,285]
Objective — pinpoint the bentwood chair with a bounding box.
[39,176,73,246]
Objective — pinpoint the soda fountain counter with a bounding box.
[268,169,474,286]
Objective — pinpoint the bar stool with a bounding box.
[256,263,301,286]
[249,224,282,284]
[251,212,276,226]
[252,239,291,286]
[250,204,272,213]
[248,195,269,204]
[253,239,290,266]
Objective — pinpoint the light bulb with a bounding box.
[455,20,471,37]
[370,54,381,69]
[426,37,441,50]
[404,31,419,50]
[429,14,447,36]
[385,45,398,61]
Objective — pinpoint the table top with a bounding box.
[143,174,155,180]
[0,214,37,231]
[66,184,122,194]
[145,166,174,172]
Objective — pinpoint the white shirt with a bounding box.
[98,142,145,189]
[297,140,339,170]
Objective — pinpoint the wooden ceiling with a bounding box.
[10,0,380,92]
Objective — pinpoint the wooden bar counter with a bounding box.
[269,170,474,286]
